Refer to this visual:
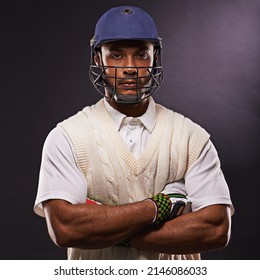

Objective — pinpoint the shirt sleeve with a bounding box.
[165,140,234,213]
[185,140,234,213]
[34,126,88,217]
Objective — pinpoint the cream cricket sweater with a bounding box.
[59,99,210,260]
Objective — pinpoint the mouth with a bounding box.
[118,80,138,89]
[120,84,137,89]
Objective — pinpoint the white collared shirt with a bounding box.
[104,98,156,159]
[34,98,233,217]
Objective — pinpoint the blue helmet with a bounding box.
[89,6,163,103]
[91,6,162,48]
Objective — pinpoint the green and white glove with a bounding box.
[148,187,192,226]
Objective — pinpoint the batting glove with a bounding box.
[148,188,191,226]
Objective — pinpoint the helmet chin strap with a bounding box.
[114,93,149,103]
[106,85,150,104]
[114,93,139,102]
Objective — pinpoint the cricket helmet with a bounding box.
[89,6,163,103]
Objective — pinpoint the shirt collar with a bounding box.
[103,98,156,133]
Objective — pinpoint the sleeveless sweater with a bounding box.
[58,99,210,260]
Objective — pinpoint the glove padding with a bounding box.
[86,198,102,205]
[148,190,191,226]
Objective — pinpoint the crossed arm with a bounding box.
[43,199,231,255]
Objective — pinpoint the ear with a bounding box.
[94,52,101,66]
[154,48,159,61]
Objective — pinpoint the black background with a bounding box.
[1,0,259,259]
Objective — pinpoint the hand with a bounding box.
[162,185,192,218]
[148,186,192,226]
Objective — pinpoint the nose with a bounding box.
[123,56,137,75]
[123,67,137,75]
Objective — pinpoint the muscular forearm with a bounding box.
[131,205,231,254]
[43,199,155,249]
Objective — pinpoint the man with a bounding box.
[34,6,234,260]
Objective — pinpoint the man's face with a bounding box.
[96,40,155,98]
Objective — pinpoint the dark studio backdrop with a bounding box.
[1,0,259,260]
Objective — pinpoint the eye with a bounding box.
[111,52,122,60]
[137,52,149,60]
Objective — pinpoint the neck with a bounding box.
[106,97,150,117]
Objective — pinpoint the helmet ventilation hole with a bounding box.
[122,8,133,15]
